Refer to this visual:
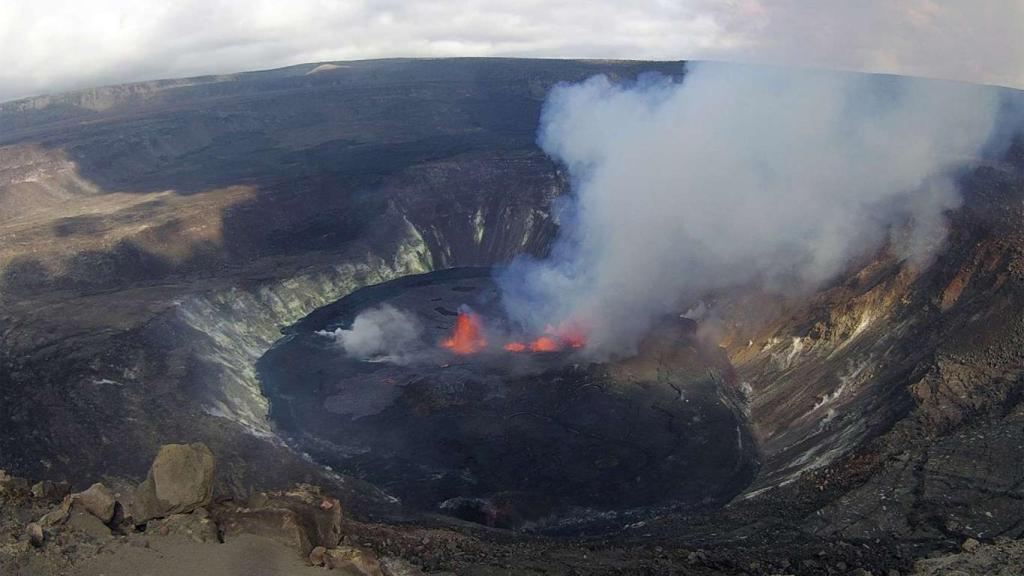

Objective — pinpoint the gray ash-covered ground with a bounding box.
[259,267,758,533]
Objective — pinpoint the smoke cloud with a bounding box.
[320,304,424,363]
[499,62,1008,357]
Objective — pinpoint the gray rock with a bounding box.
[132,443,215,523]
[72,483,116,523]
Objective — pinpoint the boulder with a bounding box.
[72,483,116,523]
[25,522,44,547]
[133,443,215,523]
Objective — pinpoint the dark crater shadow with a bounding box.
[259,268,758,535]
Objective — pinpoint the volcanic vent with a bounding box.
[259,267,758,532]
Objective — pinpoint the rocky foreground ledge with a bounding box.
[0,443,455,576]
[1,443,1021,576]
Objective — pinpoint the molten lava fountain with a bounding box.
[441,311,488,355]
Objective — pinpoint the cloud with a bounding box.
[0,1,1021,103]
[497,62,1009,357]
[698,1,1024,90]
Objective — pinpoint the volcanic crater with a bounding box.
[2,58,1023,575]
[259,267,758,532]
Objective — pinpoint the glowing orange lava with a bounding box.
[441,312,487,355]
[439,311,588,355]
[508,321,589,353]
[528,335,560,352]
[551,322,587,348]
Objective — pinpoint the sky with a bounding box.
[0,0,1021,102]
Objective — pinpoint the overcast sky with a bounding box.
[1,0,1021,103]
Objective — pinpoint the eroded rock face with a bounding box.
[132,443,214,523]
[213,484,343,556]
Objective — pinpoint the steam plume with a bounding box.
[499,63,1008,357]
[321,304,424,363]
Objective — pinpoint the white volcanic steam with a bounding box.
[320,304,424,363]
[498,63,1007,358]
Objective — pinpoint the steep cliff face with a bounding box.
[173,220,433,437]
[699,140,1024,543]
[390,150,563,267]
